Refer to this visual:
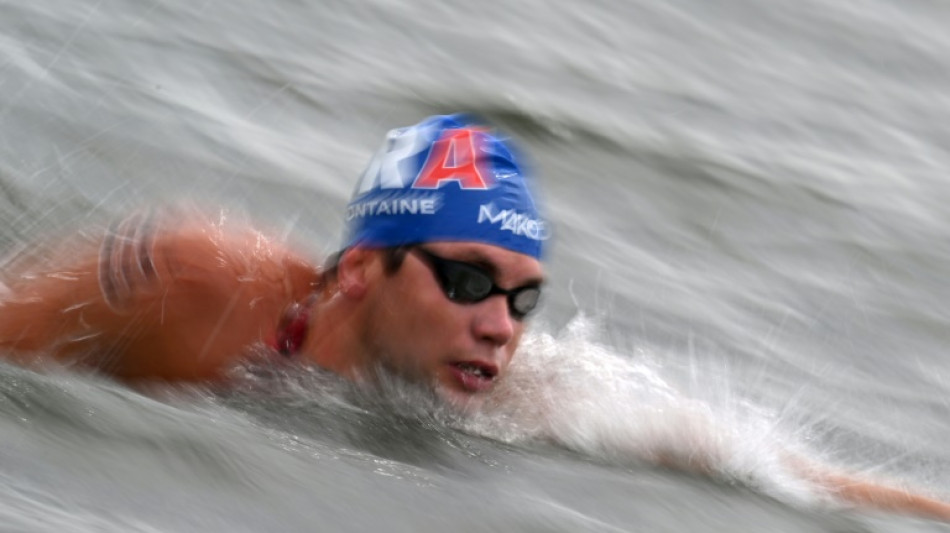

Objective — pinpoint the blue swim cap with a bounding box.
[342,114,547,259]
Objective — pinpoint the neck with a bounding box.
[299,289,366,379]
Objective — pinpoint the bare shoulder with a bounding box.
[110,209,318,304]
[0,208,321,381]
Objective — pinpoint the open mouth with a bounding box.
[449,361,498,392]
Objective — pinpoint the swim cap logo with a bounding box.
[355,125,431,194]
[477,203,547,241]
[412,129,493,190]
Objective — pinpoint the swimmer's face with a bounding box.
[359,242,544,407]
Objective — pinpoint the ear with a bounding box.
[335,247,374,299]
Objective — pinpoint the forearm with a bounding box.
[782,454,950,521]
[813,469,950,521]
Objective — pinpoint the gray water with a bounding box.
[1,0,950,531]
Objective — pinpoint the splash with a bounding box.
[466,314,832,507]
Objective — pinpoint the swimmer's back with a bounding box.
[0,210,320,381]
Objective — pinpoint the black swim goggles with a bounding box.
[411,247,541,319]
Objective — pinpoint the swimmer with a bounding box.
[0,114,947,521]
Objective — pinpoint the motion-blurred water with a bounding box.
[1,0,949,531]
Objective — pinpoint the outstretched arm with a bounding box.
[657,445,950,521]
[0,211,320,381]
[791,458,950,521]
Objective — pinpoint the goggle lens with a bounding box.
[414,248,541,318]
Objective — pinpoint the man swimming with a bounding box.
[0,114,947,521]
[0,114,544,408]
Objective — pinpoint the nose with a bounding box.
[472,294,515,347]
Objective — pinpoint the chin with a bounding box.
[433,382,492,414]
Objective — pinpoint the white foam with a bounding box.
[467,314,831,507]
